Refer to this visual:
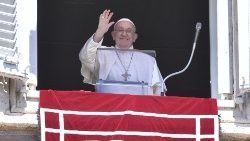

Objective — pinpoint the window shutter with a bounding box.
[0,0,27,81]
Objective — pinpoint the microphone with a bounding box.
[161,22,202,96]
[194,22,202,44]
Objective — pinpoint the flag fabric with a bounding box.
[40,90,218,141]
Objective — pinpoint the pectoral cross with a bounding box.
[121,71,131,81]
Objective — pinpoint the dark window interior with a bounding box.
[37,0,211,98]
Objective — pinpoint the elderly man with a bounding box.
[79,9,165,95]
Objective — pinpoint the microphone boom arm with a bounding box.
[161,22,202,95]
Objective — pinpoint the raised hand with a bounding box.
[93,9,115,42]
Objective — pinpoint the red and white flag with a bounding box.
[40,90,218,141]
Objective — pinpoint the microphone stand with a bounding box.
[161,22,202,96]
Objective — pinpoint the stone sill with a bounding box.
[220,133,250,141]
[217,99,235,108]
[0,113,38,130]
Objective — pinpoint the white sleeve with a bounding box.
[151,62,166,95]
[79,35,103,84]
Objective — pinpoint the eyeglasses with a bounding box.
[114,28,135,34]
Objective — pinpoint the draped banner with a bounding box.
[40,90,219,141]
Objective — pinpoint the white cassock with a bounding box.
[79,35,165,95]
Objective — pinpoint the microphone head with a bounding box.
[196,22,202,30]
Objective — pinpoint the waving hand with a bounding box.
[93,9,115,42]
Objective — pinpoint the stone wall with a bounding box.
[0,76,39,141]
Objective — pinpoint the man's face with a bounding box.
[111,21,138,49]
